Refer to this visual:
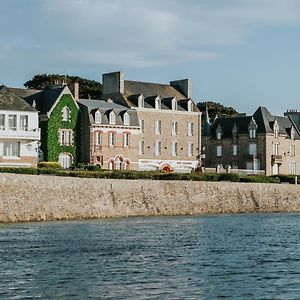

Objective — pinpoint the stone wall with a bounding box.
[1,173,300,223]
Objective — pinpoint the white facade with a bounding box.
[0,110,40,167]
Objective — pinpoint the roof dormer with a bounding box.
[248,117,257,138]
[171,97,177,111]
[138,94,144,108]
[155,96,161,110]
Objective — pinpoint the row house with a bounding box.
[0,86,40,167]
[203,106,300,176]
[78,99,140,170]
[101,71,201,173]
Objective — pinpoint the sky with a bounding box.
[1,0,300,115]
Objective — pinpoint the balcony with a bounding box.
[0,128,40,140]
[272,155,283,164]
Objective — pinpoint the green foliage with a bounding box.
[71,163,101,171]
[239,175,279,183]
[42,94,79,163]
[24,74,102,99]
[38,162,62,169]
[0,167,38,175]
[271,174,297,184]
[218,173,240,182]
[197,101,238,120]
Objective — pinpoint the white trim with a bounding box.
[132,107,201,116]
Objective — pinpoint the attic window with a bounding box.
[62,107,70,121]
[187,100,193,112]
[274,122,279,139]
[249,129,256,138]
[155,97,161,110]
[171,98,177,110]
[123,112,130,126]
[95,110,101,124]
[216,124,222,140]
[291,128,295,140]
[138,95,144,108]
[109,111,116,125]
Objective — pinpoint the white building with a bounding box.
[0,86,40,167]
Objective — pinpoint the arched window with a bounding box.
[62,107,70,121]
[109,111,116,125]
[108,160,114,170]
[123,112,130,125]
[115,157,123,170]
[124,160,130,171]
[95,110,101,124]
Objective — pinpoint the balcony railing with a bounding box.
[272,155,283,164]
[0,128,40,140]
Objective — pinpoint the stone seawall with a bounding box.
[1,173,300,222]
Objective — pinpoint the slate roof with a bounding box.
[0,86,37,112]
[78,99,139,127]
[208,106,300,139]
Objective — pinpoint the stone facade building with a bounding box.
[101,71,201,172]
[0,86,40,167]
[203,106,300,176]
[78,99,140,170]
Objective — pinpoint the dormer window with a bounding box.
[187,100,193,112]
[123,112,130,126]
[248,118,257,138]
[95,110,101,124]
[155,97,161,110]
[62,106,70,121]
[171,98,177,110]
[216,124,222,140]
[232,124,238,138]
[274,120,279,139]
[291,127,295,140]
[138,95,144,108]
[109,111,116,125]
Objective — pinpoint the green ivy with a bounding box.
[41,94,80,163]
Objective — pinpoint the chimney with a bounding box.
[70,82,79,100]
[102,71,124,95]
[170,79,192,98]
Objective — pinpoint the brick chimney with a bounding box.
[70,82,79,100]
[102,71,124,95]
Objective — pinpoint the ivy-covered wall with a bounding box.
[41,94,80,163]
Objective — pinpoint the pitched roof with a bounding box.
[0,86,37,112]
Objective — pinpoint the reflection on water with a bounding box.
[0,213,300,299]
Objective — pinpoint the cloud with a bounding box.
[0,0,300,81]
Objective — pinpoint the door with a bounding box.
[272,163,279,175]
[58,153,73,169]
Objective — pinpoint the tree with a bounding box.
[24,74,102,99]
[197,101,238,121]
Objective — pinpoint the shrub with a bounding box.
[273,174,297,184]
[38,162,62,169]
[0,167,38,175]
[218,173,240,182]
[239,175,280,184]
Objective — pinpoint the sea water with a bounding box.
[0,213,300,299]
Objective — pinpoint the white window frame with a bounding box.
[290,144,296,157]
[188,122,194,136]
[233,144,238,156]
[95,111,101,124]
[139,140,145,155]
[108,132,115,147]
[95,132,102,146]
[155,141,161,156]
[62,107,70,122]
[123,112,130,126]
[0,114,5,130]
[8,114,17,131]
[248,143,257,155]
[20,115,28,131]
[188,143,194,157]
[123,133,129,147]
[3,142,20,158]
[249,129,256,138]
[172,121,178,136]
[272,143,279,155]
[171,99,177,111]
[216,145,222,157]
[59,129,73,146]
[172,142,178,156]
[109,111,116,125]
[155,120,161,134]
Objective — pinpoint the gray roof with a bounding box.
[0,86,37,112]
[78,99,139,127]
[208,106,300,139]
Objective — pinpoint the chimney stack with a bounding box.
[70,82,79,100]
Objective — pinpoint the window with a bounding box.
[155,141,161,156]
[123,112,130,126]
[8,115,17,130]
[20,115,28,130]
[172,122,178,136]
[249,129,256,138]
[108,132,115,147]
[123,133,129,147]
[172,142,178,156]
[109,111,116,125]
[95,132,102,146]
[59,129,73,146]
[172,98,177,110]
[248,143,257,155]
[233,144,238,156]
[138,95,144,108]
[289,162,297,175]
[62,107,70,121]
[272,143,279,155]
[216,132,221,140]
[290,145,296,157]
[95,111,101,124]
[139,141,145,155]
[274,122,279,139]
[187,100,193,112]
[155,120,161,134]
[140,119,144,132]
[188,122,194,136]
[188,143,194,157]
[291,128,295,140]
[3,142,20,157]
[216,145,222,157]
[155,98,161,110]
[0,114,5,130]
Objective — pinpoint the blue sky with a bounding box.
[1,0,300,114]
